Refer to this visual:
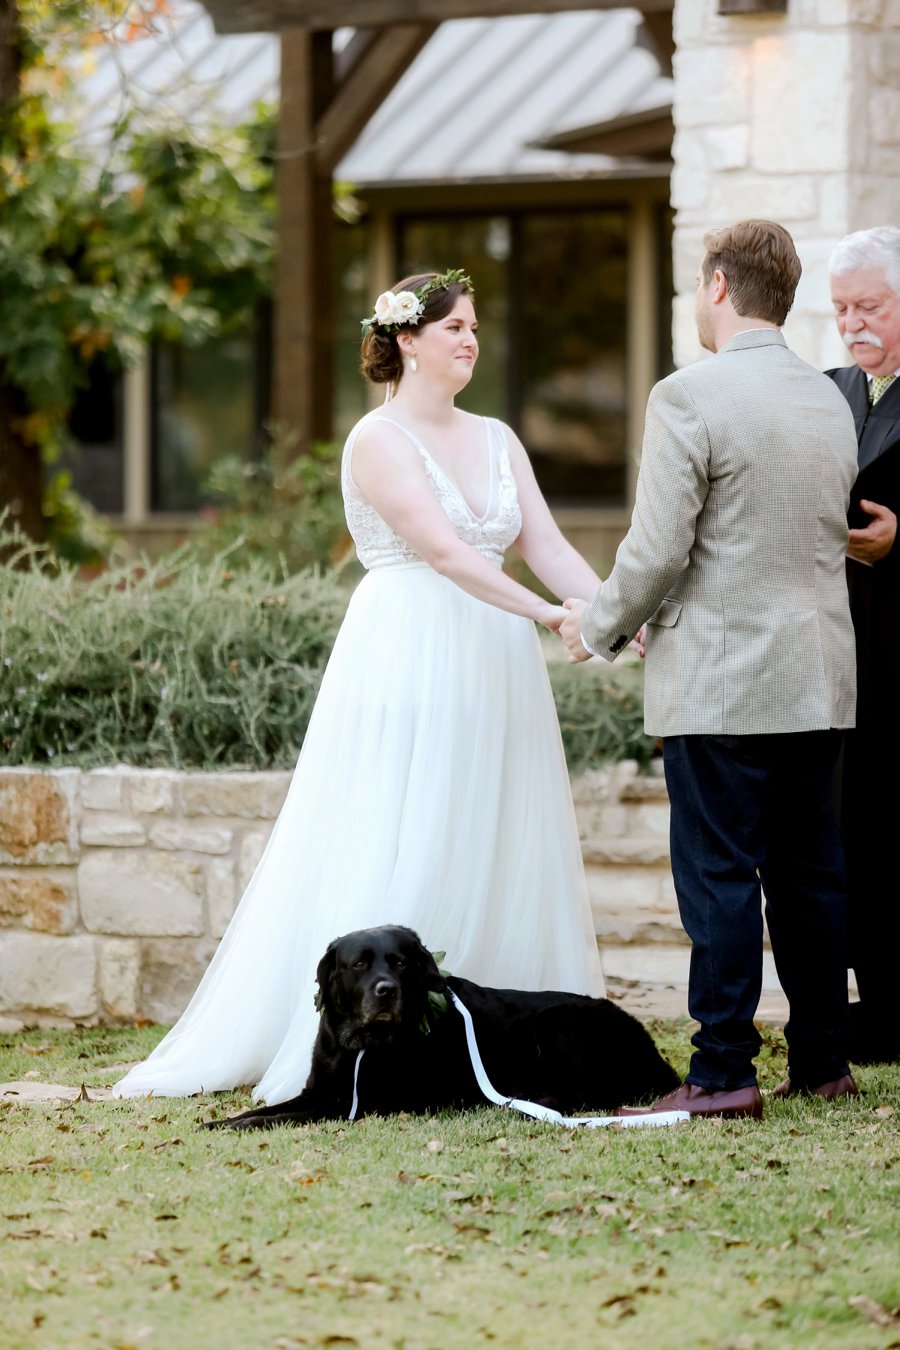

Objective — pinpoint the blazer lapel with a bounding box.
[859,377,900,472]
[830,365,900,471]
[832,365,870,431]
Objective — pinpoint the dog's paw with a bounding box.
[200,1114,262,1131]
[204,1112,285,1131]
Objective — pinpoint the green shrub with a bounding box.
[192,431,354,575]
[0,529,344,769]
[0,526,655,772]
[548,656,656,773]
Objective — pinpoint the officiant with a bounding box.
[827,226,900,1066]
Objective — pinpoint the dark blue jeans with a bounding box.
[663,732,850,1092]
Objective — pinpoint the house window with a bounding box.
[64,356,125,514]
[151,324,262,512]
[657,203,676,382]
[398,216,509,425]
[335,217,373,444]
[397,208,632,506]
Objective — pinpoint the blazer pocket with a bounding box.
[647,597,682,628]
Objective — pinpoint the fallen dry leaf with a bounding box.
[849,1295,900,1328]
[137,1249,170,1266]
[288,1163,329,1185]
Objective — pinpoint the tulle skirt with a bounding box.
[113,563,604,1104]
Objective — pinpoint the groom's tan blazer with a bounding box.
[582,328,859,737]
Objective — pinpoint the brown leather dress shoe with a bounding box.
[615,1082,763,1120]
[771,1073,860,1100]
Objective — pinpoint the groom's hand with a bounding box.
[560,598,591,663]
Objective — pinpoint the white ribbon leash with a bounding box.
[347,991,689,1129]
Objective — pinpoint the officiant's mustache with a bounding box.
[843,329,884,349]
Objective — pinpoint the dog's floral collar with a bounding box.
[420,949,450,1035]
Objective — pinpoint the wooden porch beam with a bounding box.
[314,24,436,174]
[538,105,674,160]
[202,0,672,36]
[273,28,334,449]
[639,10,674,77]
[271,22,435,448]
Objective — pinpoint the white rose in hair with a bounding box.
[393,291,423,324]
[374,291,398,325]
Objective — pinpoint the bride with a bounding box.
[114,269,606,1104]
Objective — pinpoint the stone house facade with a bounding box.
[672,0,900,369]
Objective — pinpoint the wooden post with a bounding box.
[274,28,335,451]
[0,0,44,544]
[626,198,658,504]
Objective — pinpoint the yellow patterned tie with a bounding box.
[870,373,896,404]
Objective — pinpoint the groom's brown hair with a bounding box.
[701,220,802,327]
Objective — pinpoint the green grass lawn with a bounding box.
[1,1023,898,1350]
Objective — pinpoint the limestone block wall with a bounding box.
[0,763,687,1029]
[672,0,900,371]
[0,768,288,1030]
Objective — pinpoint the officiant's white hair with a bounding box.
[829,226,900,297]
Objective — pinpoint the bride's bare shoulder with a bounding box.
[350,417,425,488]
[351,415,413,451]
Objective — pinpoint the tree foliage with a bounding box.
[0,0,276,532]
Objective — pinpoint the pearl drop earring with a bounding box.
[410,356,418,373]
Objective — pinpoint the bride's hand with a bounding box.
[538,602,566,633]
[629,625,646,659]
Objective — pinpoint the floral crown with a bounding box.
[360,268,472,338]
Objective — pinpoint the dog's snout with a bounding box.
[374,978,398,999]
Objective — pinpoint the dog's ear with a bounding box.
[407,932,446,992]
[314,938,341,1014]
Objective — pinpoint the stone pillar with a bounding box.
[671,0,900,370]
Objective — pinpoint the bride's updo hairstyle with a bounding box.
[360,270,474,385]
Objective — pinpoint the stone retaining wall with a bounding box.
[0,762,694,1030]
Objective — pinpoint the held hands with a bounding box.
[558,603,646,665]
[538,602,567,634]
[560,598,591,663]
[848,499,897,565]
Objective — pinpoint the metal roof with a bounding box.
[72,1,672,183]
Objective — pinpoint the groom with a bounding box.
[561,219,860,1118]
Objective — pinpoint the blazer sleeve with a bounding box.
[582,375,712,659]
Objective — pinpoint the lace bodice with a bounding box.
[341,412,523,570]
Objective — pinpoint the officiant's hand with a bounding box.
[848,499,896,565]
[560,598,591,663]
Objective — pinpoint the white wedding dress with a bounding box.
[113,412,604,1104]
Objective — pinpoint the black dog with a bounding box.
[204,925,678,1130]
